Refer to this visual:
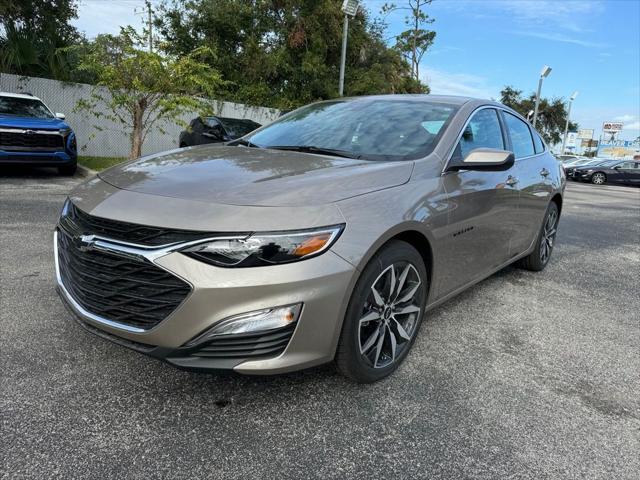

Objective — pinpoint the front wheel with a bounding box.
[518,202,559,271]
[335,240,428,383]
[591,172,606,185]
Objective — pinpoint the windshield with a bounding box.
[0,96,54,119]
[246,99,458,161]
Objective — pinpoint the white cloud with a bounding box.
[511,31,605,48]
[494,0,604,32]
[435,0,605,47]
[615,114,636,123]
[623,121,640,131]
[423,68,497,99]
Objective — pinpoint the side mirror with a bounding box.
[448,148,515,172]
[55,112,66,120]
[613,165,622,170]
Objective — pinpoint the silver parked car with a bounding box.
[55,95,565,382]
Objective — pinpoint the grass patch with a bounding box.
[78,156,127,171]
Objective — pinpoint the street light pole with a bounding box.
[338,0,359,97]
[561,91,578,154]
[339,13,349,97]
[533,65,552,128]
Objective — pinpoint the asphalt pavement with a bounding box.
[1,166,639,479]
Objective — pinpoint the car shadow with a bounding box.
[0,165,71,178]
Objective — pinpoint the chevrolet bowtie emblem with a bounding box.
[74,234,96,252]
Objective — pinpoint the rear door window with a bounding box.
[504,112,535,158]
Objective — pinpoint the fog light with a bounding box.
[185,304,302,346]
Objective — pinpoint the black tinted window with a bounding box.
[219,118,260,137]
[504,112,535,158]
[457,108,504,158]
[248,99,458,161]
[533,131,544,153]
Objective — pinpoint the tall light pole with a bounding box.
[533,65,552,128]
[339,0,359,97]
[134,0,154,52]
[561,91,578,154]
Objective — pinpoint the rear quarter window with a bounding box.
[504,112,535,159]
[532,131,545,154]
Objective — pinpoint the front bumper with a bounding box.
[54,230,357,374]
[0,150,76,166]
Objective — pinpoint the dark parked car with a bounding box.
[564,159,609,179]
[179,116,261,147]
[573,160,640,185]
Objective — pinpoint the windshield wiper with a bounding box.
[229,138,261,148]
[267,145,362,159]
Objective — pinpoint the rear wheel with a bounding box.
[518,202,559,271]
[336,240,428,383]
[591,172,606,185]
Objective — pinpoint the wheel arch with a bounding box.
[350,226,435,301]
[550,192,563,215]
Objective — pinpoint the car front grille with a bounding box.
[188,324,295,359]
[60,202,221,247]
[57,227,192,330]
[0,130,64,150]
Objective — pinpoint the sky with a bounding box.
[72,0,640,141]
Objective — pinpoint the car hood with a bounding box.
[0,115,70,130]
[98,145,414,207]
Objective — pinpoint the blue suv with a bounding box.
[0,92,77,175]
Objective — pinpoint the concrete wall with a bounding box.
[0,73,280,157]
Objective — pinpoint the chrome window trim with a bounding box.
[441,105,546,175]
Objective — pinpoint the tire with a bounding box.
[179,143,187,148]
[58,163,77,176]
[591,172,606,185]
[518,202,559,271]
[335,240,428,383]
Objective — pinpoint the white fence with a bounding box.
[0,73,281,157]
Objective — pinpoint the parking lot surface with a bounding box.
[1,168,639,480]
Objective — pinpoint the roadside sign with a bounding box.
[598,139,640,159]
[602,122,623,132]
[342,0,359,16]
[578,128,594,139]
[566,132,578,147]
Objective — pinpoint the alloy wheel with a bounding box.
[592,173,605,185]
[539,208,558,264]
[358,262,424,369]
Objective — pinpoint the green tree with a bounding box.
[74,29,224,159]
[500,86,578,145]
[0,0,81,78]
[154,0,422,109]
[381,0,436,85]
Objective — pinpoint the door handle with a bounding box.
[505,176,519,186]
[540,168,550,177]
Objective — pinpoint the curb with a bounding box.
[77,164,97,178]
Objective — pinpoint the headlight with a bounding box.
[182,224,344,267]
[586,169,593,173]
